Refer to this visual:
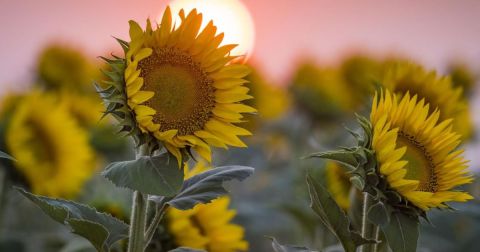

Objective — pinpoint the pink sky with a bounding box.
[1,0,480,90]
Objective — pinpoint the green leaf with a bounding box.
[16,188,128,252]
[268,237,316,252]
[381,212,419,252]
[102,152,184,196]
[305,150,357,169]
[367,201,390,226]
[306,174,374,252]
[0,150,15,161]
[152,166,254,210]
[68,219,109,251]
[169,248,205,252]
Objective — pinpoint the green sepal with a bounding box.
[16,188,128,252]
[96,40,164,155]
[305,150,358,169]
[113,37,129,53]
[354,114,373,148]
[367,201,391,226]
[349,175,365,191]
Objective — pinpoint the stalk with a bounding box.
[144,204,168,249]
[359,192,375,252]
[127,146,149,252]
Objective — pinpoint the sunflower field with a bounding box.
[1,1,480,252]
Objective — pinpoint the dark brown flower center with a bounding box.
[138,47,215,135]
[397,131,438,192]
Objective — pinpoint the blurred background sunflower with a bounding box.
[146,162,248,252]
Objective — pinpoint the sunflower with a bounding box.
[370,90,473,210]
[245,65,290,121]
[58,91,104,128]
[339,54,382,101]
[381,62,473,139]
[448,62,476,97]
[5,92,94,198]
[325,161,351,210]
[100,7,254,163]
[37,44,98,92]
[167,162,248,252]
[290,61,356,119]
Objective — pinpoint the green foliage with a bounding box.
[150,166,254,210]
[16,188,129,252]
[381,212,419,252]
[305,150,357,169]
[367,201,390,226]
[102,152,184,197]
[268,237,316,252]
[306,174,374,252]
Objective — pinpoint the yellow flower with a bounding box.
[5,92,94,198]
[245,65,290,120]
[325,161,351,210]
[339,54,382,102]
[370,90,473,210]
[58,91,104,128]
[382,62,473,139]
[118,7,255,162]
[448,62,476,97]
[37,44,98,92]
[290,61,356,119]
[167,162,248,252]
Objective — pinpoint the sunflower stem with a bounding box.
[360,192,375,252]
[128,146,149,252]
[144,204,168,250]
[372,225,381,252]
[0,167,5,228]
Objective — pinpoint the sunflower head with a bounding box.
[339,54,381,98]
[37,44,98,93]
[244,65,290,121]
[97,7,255,163]
[370,90,473,211]
[290,61,356,120]
[448,62,476,97]
[166,162,248,252]
[58,91,104,128]
[381,61,473,139]
[325,161,352,210]
[3,92,94,198]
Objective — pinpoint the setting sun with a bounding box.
[167,0,255,58]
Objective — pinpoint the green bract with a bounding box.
[95,39,163,155]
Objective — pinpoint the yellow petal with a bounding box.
[130,91,154,104]
[129,20,143,39]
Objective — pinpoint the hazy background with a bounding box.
[1,0,480,87]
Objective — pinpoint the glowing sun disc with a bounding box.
[165,0,256,58]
